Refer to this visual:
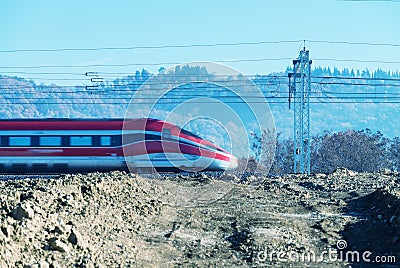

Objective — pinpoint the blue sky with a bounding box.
[1,0,400,84]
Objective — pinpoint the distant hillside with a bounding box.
[1,66,399,141]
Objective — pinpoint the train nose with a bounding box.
[228,154,239,170]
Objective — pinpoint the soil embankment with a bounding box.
[0,169,399,267]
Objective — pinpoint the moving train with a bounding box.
[0,118,238,173]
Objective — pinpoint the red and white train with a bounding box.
[0,118,238,173]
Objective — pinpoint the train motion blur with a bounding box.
[0,118,238,173]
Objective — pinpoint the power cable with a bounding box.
[1,39,400,54]
[0,58,294,69]
[306,39,400,48]
[0,40,303,53]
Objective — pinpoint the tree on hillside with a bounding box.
[388,137,400,171]
[250,129,277,174]
[311,129,388,173]
[141,69,150,81]
[250,130,295,175]
[269,137,293,175]
[135,70,141,82]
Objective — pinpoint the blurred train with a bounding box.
[0,118,238,173]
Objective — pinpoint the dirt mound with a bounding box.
[341,188,400,264]
[0,170,399,267]
[0,172,163,267]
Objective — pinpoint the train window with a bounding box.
[9,136,31,146]
[205,144,224,152]
[162,129,171,138]
[111,136,122,146]
[39,136,62,146]
[145,134,161,141]
[180,129,201,139]
[70,136,92,146]
[100,136,111,146]
[124,133,146,144]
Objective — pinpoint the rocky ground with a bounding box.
[0,169,399,267]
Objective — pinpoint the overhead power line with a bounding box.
[1,75,400,91]
[0,58,294,69]
[0,40,302,53]
[314,58,400,64]
[0,71,85,76]
[307,40,400,48]
[0,39,399,54]
[2,100,400,105]
[1,57,399,70]
[338,0,400,3]
[313,76,400,81]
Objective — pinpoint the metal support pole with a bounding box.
[288,48,312,174]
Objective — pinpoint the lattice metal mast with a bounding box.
[288,48,312,174]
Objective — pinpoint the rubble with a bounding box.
[0,170,398,266]
[12,203,34,220]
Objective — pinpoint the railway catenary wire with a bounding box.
[0,39,399,53]
[1,86,400,103]
[1,38,400,103]
[0,56,399,70]
[1,77,400,91]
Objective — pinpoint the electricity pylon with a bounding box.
[288,48,312,174]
